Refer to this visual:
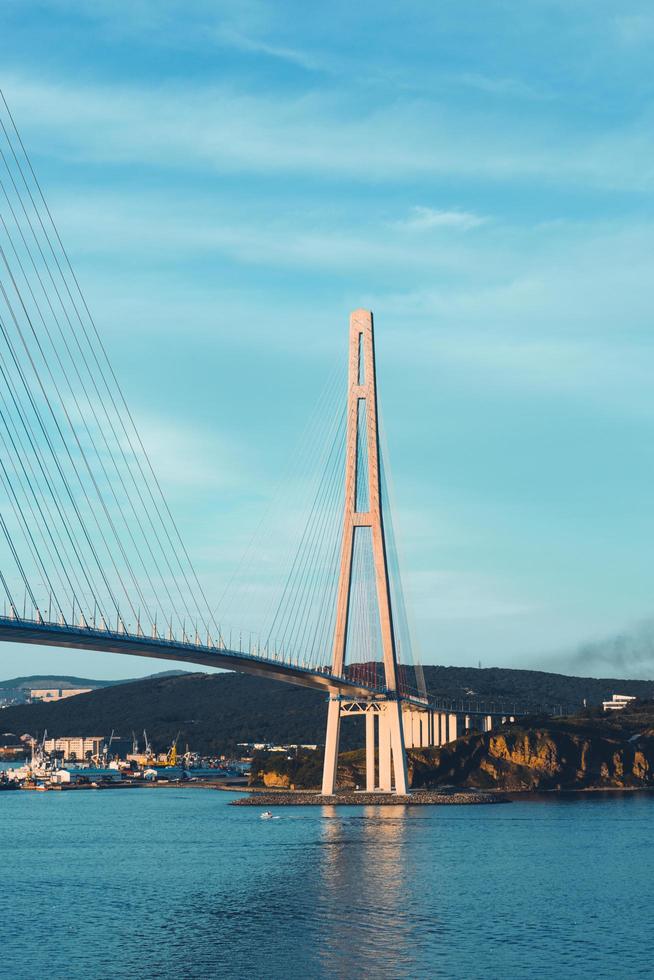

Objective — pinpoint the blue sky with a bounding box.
[2,0,654,680]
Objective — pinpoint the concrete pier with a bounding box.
[366,711,376,792]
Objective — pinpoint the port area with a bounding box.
[10,776,249,792]
[18,779,248,792]
[230,789,508,806]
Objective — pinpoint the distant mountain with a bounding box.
[0,670,190,690]
[421,664,654,707]
[1,664,652,755]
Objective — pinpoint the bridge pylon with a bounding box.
[321,310,409,796]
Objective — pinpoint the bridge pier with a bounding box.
[323,698,408,796]
[321,698,342,796]
[379,707,392,791]
[366,711,376,791]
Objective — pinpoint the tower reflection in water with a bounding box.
[316,805,417,978]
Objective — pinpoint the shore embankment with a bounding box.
[231,789,507,806]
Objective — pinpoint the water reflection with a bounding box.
[316,805,415,978]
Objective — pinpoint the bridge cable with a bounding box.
[0,340,106,620]
[0,436,65,617]
[0,245,155,627]
[0,308,116,623]
[0,386,79,615]
[0,275,139,625]
[265,399,345,657]
[0,210,188,633]
[284,410,346,668]
[272,410,344,663]
[3,103,220,644]
[0,204,191,633]
[0,181,196,635]
[3,103,215,632]
[0,509,39,611]
[0,92,224,641]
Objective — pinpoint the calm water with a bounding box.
[1,789,653,979]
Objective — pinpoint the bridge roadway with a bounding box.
[0,614,392,701]
[0,615,569,719]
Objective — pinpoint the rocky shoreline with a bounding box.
[230,789,507,806]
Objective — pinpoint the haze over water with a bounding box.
[2,789,652,979]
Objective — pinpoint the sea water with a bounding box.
[1,790,652,979]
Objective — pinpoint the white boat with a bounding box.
[260,810,275,820]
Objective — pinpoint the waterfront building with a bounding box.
[602,694,637,712]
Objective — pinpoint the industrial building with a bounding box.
[30,688,92,703]
[44,736,105,760]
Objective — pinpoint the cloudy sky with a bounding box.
[2,0,654,680]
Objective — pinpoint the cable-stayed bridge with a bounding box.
[0,92,528,794]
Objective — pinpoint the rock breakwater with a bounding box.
[231,789,506,806]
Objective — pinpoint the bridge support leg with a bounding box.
[379,706,392,792]
[402,710,413,749]
[366,710,376,791]
[387,701,409,795]
[321,698,341,796]
[420,712,430,748]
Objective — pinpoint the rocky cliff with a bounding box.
[250,702,654,792]
[340,701,654,792]
[406,728,653,791]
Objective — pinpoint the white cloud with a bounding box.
[46,190,471,275]
[399,206,488,231]
[134,413,248,494]
[5,71,654,190]
[214,28,320,71]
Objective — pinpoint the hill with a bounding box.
[421,664,654,707]
[0,672,335,754]
[1,664,653,756]
[0,670,189,691]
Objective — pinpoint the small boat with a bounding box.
[260,810,274,820]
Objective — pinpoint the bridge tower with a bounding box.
[321,310,409,796]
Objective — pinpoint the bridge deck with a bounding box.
[0,615,386,699]
[0,616,566,717]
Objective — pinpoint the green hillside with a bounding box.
[0,672,335,754]
[1,664,653,756]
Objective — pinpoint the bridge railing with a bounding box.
[0,610,389,696]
